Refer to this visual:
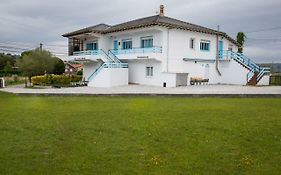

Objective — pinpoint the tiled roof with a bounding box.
[62,15,239,46]
[62,23,111,37]
[64,62,83,69]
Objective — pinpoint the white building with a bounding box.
[62,5,270,87]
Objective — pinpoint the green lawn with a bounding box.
[0,91,281,175]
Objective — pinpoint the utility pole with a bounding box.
[39,43,43,51]
[215,25,221,76]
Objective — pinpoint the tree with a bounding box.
[17,48,60,85]
[236,32,246,53]
[0,53,18,70]
[4,61,13,73]
[53,59,65,75]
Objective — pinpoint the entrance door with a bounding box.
[218,40,223,59]
[113,40,118,50]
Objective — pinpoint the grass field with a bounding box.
[0,91,281,175]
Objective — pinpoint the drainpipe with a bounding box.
[216,25,222,76]
[166,28,170,72]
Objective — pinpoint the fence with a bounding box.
[270,75,281,85]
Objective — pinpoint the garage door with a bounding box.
[176,73,188,86]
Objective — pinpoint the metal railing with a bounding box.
[86,49,128,82]
[108,50,121,63]
[220,50,270,82]
[73,50,99,56]
[110,46,162,55]
[88,62,128,82]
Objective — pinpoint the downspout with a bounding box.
[166,28,170,72]
[216,26,222,76]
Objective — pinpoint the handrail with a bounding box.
[99,49,115,63]
[108,50,121,63]
[220,50,270,83]
[88,63,106,82]
[88,62,128,82]
[110,46,162,55]
[73,50,99,56]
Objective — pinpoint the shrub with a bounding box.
[77,70,83,76]
[270,75,281,85]
[3,76,26,86]
[31,75,82,86]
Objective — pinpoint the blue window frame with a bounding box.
[122,39,132,49]
[141,36,153,48]
[113,40,118,50]
[86,42,98,50]
[200,40,210,51]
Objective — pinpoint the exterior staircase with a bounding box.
[221,51,270,85]
[87,50,128,83]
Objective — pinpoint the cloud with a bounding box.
[0,0,280,62]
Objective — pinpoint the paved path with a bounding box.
[1,84,281,96]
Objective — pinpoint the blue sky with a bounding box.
[0,0,280,63]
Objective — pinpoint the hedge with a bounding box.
[0,70,21,77]
[270,75,281,85]
[31,75,82,86]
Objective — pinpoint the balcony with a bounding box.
[110,46,162,55]
[110,46,163,60]
[73,50,99,56]
[66,46,163,62]
[66,50,104,62]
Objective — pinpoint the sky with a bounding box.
[0,0,281,63]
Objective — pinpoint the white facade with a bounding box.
[88,67,128,88]
[64,21,269,87]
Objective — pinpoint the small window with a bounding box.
[200,40,210,51]
[190,38,195,49]
[228,44,233,51]
[146,67,153,77]
[122,39,132,49]
[141,36,153,48]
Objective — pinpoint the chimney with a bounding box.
[159,5,164,16]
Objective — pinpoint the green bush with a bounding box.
[31,75,82,86]
[77,70,83,76]
[3,76,26,86]
[270,75,281,85]
[0,70,21,77]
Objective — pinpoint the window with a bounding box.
[200,40,210,51]
[122,39,132,49]
[228,44,233,51]
[86,42,98,50]
[141,36,153,48]
[190,38,195,49]
[146,67,153,77]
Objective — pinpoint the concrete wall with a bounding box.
[88,68,128,87]
[83,61,103,81]
[257,75,270,86]
[104,26,163,51]
[127,60,176,87]
[167,29,239,73]
[181,60,249,85]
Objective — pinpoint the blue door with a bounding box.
[113,40,118,50]
[218,41,223,59]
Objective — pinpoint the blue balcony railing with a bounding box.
[73,50,99,56]
[110,46,162,55]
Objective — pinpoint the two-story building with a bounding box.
[62,5,270,87]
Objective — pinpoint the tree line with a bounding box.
[0,48,65,77]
